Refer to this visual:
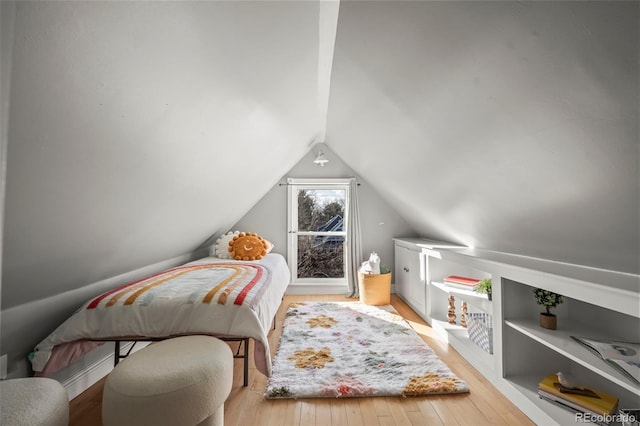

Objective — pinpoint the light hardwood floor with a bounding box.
[69,294,535,426]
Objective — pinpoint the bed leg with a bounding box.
[243,338,249,387]
[114,341,120,367]
[113,341,137,367]
[221,337,250,387]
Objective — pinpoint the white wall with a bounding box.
[327,1,639,274]
[0,0,16,375]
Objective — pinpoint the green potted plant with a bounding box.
[474,278,492,301]
[533,289,563,330]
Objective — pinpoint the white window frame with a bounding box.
[287,178,350,285]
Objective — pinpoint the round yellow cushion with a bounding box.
[228,232,268,260]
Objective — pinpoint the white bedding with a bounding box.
[31,253,290,377]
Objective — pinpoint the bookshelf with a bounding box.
[393,238,640,425]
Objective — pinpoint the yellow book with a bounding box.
[538,374,619,416]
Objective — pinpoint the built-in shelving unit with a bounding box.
[393,238,640,425]
[393,238,467,320]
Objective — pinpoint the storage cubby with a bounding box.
[427,256,493,329]
[504,329,640,425]
[503,328,573,379]
[393,239,640,425]
[426,256,491,285]
[429,282,493,322]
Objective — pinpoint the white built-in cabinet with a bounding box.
[393,238,640,426]
[393,242,425,315]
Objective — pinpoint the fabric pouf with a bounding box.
[102,336,233,426]
[0,377,69,426]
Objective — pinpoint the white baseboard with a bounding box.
[55,342,149,401]
[285,283,349,295]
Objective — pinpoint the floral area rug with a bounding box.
[265,301,469,399]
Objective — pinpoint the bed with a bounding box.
[30,253,290,386]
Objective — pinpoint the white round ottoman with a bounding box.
[102,336,233,426]
[0,377,69,426]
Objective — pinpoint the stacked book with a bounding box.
[443,275,480,291]
[538,374,619,420]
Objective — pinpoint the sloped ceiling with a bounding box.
[2,0,638,315]
[2,1,322,308]
[327,1,639,273]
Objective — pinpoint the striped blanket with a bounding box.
[87,262,270,310]
[31,255,290,377]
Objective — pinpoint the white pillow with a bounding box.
[264,239,275,254]
[213,231,240,258]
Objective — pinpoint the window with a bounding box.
[287,178,350,284]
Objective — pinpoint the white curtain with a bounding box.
[347,178,362,298]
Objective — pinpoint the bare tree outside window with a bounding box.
[296,189,346,279]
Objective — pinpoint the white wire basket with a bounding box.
[467,312,493,354]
